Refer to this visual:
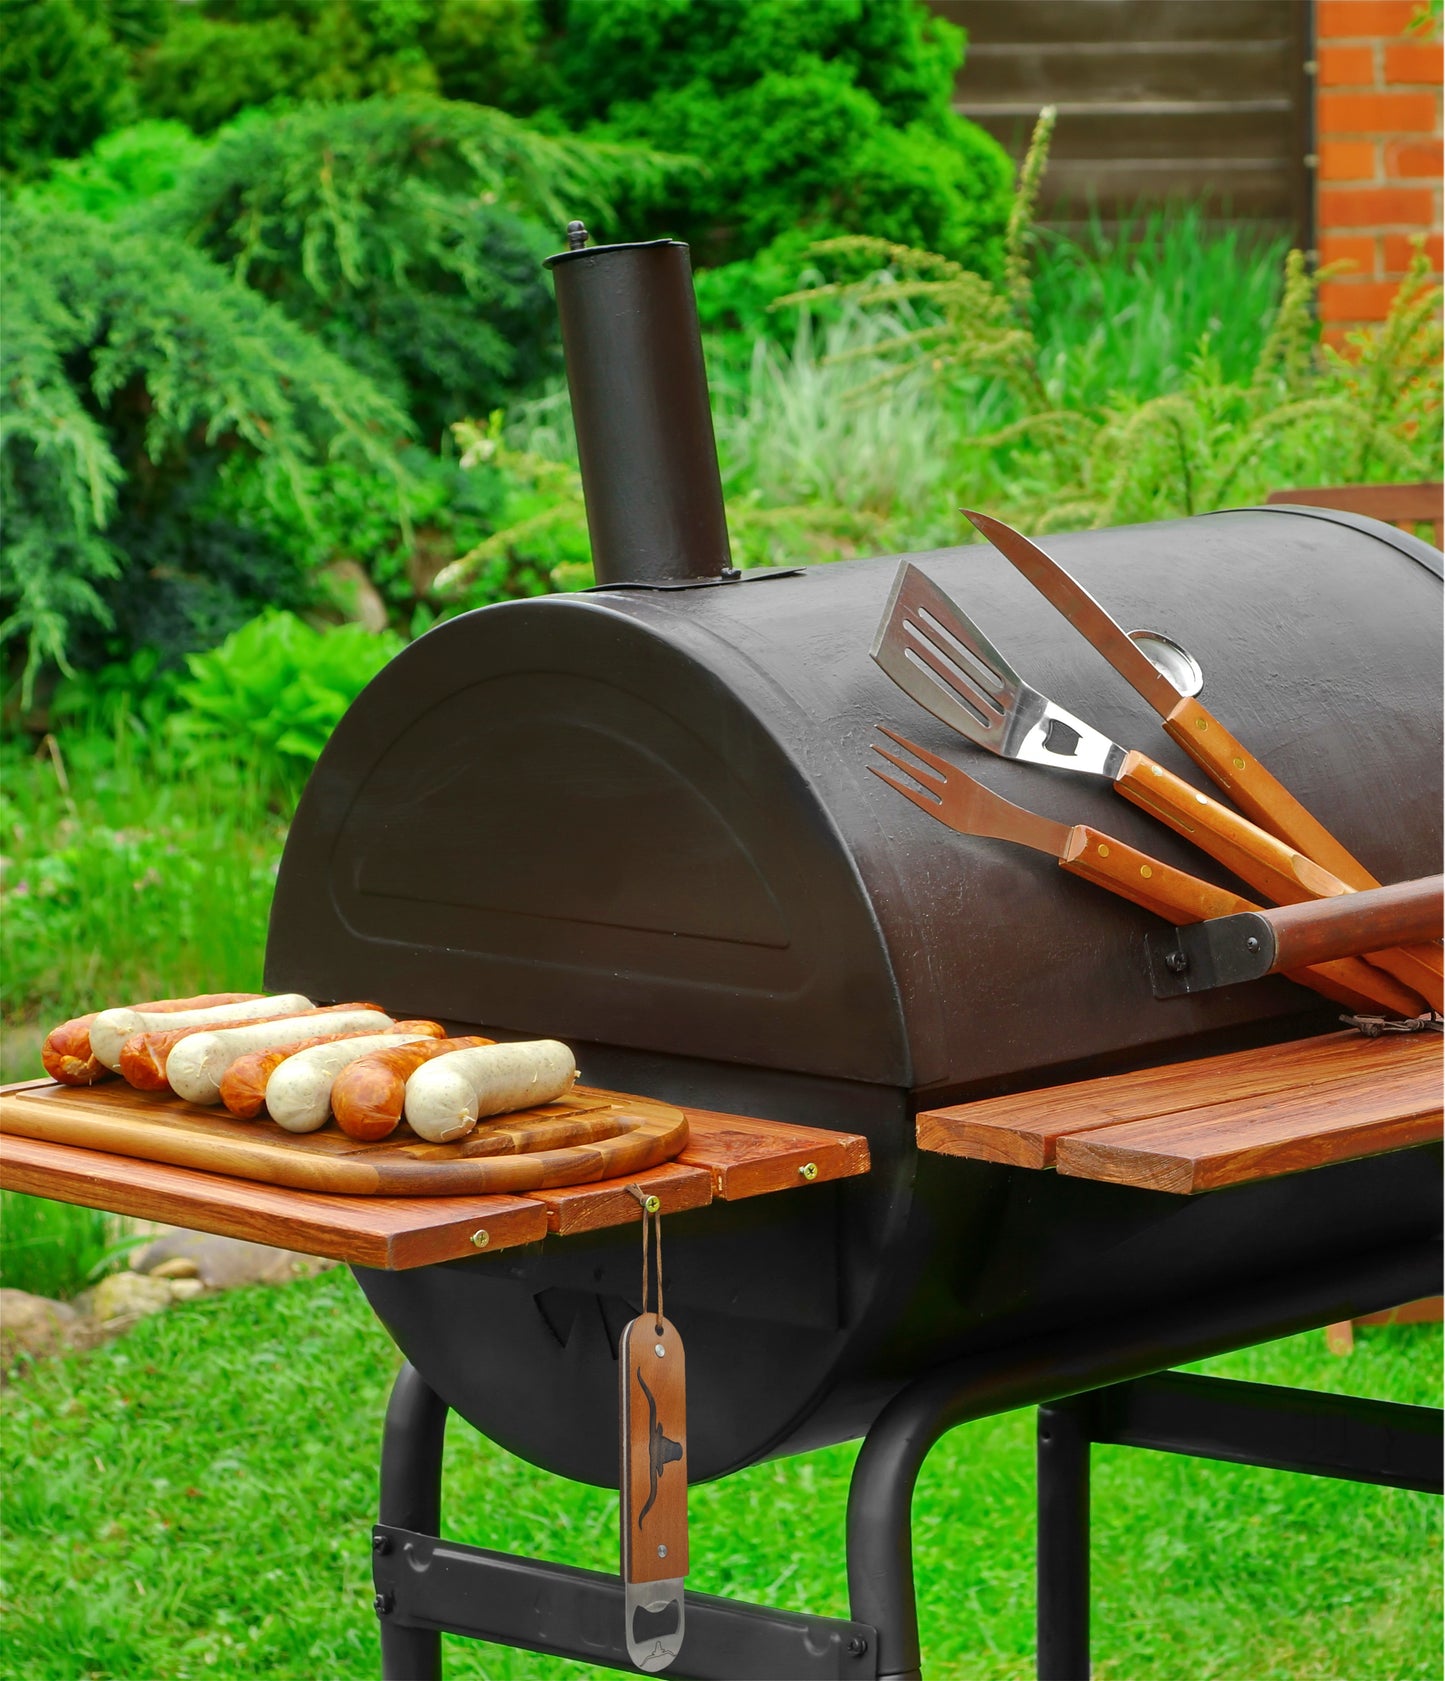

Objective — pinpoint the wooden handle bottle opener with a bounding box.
[620,1189,687,1672]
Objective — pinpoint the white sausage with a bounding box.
[166,1010,394,1105]
[264,1034,438,1134]
[90,994,312,1071]
[403,1040,578,1143]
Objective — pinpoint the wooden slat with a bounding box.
[533,1161,713,1237]
[929,0,1310,237]
[1054,1060,1443,1194]
[918,1030,1439,1169]
[0,1132,548,1270]
[679,1108,870,1199]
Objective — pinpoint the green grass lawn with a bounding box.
[1,1268,1438,1681]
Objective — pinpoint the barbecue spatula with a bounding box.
[959,509,1444,1009]
[868,727,1426,1018]
[871,560,1360,914]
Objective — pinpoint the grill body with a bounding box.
[267,510,1442,1485]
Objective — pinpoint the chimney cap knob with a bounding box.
[566,221,590,251]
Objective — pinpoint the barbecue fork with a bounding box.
[961,508,1445,1007]
[868,726,1426,1019]
[873,561,1440,1016]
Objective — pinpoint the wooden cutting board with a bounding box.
[0,1079,688,1197]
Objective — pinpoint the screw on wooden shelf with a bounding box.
[644,1194,661,1214]
[1165,950,1190,974]
[470,1228,490,1249]
[799,1161,819,1181]
[1246,937,1261,953]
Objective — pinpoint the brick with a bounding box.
[1320,233,1380,273]
[1318,42,1377,85]
[1320,138,1379,179]
[1318,1,1421,36]
[1318,278,1401,321]
[1385,137,1445,175]
[1319,91,1440,133]
[1384,41,1444,84]
[1383,231,1445,273]
[1318,184,1437,224]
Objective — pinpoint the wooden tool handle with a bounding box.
[1113,750,1348,907]
[1061,827,1256,923]
[1162,697,1445,995]
[1162,695,1378,890]
[1062,828,1425,1016]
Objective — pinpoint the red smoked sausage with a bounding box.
[41,993,260,1087]
[218,1021,444,1119]
[331,1035,496,1142]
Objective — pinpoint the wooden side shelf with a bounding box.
[0,1081,870,1269]
[918,1029,1442,1194]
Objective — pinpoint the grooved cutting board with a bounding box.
[0,1079,687,1196]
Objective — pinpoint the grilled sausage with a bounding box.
[42,992,260,1086]
[120,1002,382,1093]
[158,1007,393,1105]
[403,1040,578,1143]
[90,994,313,1072]
[331,1035,496,1141]
[264,1031,448,1133]
[219,1021,446,1119]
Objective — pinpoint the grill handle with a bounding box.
[1147,874,1444,1000]
[545,228,733,587]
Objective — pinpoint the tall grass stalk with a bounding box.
[0,1193,129,1301]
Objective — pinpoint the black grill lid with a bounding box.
[267,509,1442,1094]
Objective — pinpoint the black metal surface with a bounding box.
[1222,502,1444,579]
[373,1526,878,1680]
[269,511,1442,1095]
[844,1233,1440,1681]
[544,235,731,586]
[1088,1371,1443,1493]
[1147,912,1279,996]
[1033,1372,1443,1681]
[376,1362,447,1680]
[1036,1402,1091,1681]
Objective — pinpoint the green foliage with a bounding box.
[0,201,410,695]
[135,0,550,133]
[547,0,1012,275]
[169,609,402,804]
[150,96,681,438]
[0,0,149,178]
[0,1271,1438,1677]
[0,1192,123,1303]
[792,114,1444,535]
[15,120,212,220]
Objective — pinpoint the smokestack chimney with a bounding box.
[545,227,733,587]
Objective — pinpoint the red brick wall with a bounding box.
[1315,0,1443,342]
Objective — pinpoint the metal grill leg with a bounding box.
[1036,1400,1091,1681]
[376,1362,449,1681]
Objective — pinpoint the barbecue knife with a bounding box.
[962,508,1444,1004]
[868,727,1427,1019]
[870,561,1362,917]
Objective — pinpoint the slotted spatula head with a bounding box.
[870,562,1125,778]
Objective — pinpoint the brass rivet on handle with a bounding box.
[644,1194,661,1214]
[800,1161,819,1181]
[1232,755,1245,769]
[1195,718,1208,731]
[1097,843,1110,858]
[470,1229,489,1249]
[1140,865,1153,879]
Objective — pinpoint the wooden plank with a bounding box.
[0,1132,548,1270]
[679,1108,870,1200]
[533,1161,713,1238]
[933,1,1298,48]
[1054,1061,1444,1194]
[918,1031,1440,1168]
